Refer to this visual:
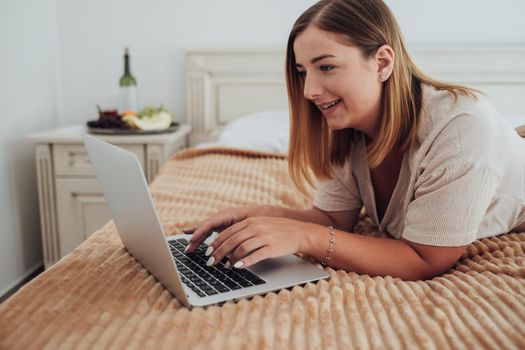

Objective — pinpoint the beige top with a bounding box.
[314,84,525,246]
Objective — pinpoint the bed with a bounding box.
[1,46,525,349]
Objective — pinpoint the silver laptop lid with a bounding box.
[83,133,191,307]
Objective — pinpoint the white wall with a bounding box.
[54,0,318,125]
[55,0,525,126]
[387,0,525,44]
[0,0,61,295]
[1,0,524,296]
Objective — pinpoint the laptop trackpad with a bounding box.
[248,255,327,285]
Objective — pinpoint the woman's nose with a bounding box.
[303,74,322,100]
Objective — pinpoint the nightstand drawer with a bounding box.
[53,144,145,176]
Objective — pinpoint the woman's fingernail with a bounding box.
[205,246,214,256]
[224,260,230,268]
[184,245,190,253]
[206,257,215,266]
[233,261,244,269]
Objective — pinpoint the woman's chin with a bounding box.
[325,119,349,131]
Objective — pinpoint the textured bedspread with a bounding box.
[1,148,524,349]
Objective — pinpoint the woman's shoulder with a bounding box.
[417,84,507,145]
[414,84,522,171]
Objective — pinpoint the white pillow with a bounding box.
[199,110,290,153]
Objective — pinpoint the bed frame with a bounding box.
[185,46,525,145]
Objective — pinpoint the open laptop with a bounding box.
[83,133,328,308]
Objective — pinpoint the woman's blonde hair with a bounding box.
[286,0,477,195]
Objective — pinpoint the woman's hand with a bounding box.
[200,217,310,269]
[183,205,280,253]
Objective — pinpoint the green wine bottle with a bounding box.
[118,47,138,115]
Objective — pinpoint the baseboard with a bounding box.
[0,262,44,304]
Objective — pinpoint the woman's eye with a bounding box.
[320,65,335,72]
[297,71,306,78]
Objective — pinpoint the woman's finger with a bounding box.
[209,219,251,251]
[206,221,251,264]
[231,245,273,269]
[185,221,216,252]
[228,237,265,264]
[187,213,246,252]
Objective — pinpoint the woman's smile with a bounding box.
[318,98,342,117]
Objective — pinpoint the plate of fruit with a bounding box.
[87,105,178,135]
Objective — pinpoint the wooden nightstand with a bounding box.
[26,124,191,269]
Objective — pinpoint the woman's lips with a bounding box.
[320,99,342,117]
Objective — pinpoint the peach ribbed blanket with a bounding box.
[1,148,524,349]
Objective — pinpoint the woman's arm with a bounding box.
[184,205,361,252]
[300,224,467,280]
[266,205,362,232]
[190,205,466,280]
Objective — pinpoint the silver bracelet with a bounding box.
[321,225,336,266]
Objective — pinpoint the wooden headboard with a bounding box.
[185,46,525,145]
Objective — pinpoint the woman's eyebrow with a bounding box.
[295,54,335,68]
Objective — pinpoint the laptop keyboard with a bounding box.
[169,238,266,298]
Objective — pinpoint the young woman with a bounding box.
[184,0,525,280]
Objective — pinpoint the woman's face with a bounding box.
[293,25,385,137]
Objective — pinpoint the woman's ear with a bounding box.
[375,45,395,82]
